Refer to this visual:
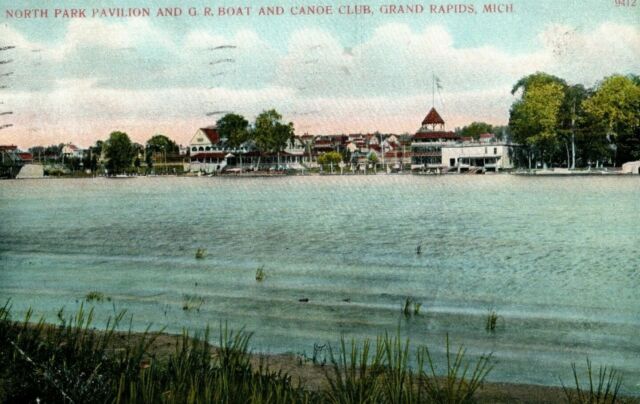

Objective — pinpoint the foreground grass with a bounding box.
[0,303,635,403]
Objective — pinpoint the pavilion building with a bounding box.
[410,107,459,169]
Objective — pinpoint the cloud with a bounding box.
[537,22,640,85]
[1,20,638,148]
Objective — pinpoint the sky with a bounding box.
[0,0,638,148]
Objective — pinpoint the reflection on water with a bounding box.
[1,175,639,393]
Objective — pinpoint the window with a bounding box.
[198,147,204,151]
[494,148,498,155]
[191,147,197,152]
[205,146,211,151]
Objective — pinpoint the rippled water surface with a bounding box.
[1,175,639,392]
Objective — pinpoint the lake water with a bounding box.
[1,175,639,393]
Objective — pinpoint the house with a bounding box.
[188,126,306,173]
[441,139,514,172]
[61,143,84,159]
[411,107,459,169]
[188,127,227,173]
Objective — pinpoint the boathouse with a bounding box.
[411,107,459,169]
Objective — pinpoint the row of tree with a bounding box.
[96,109,294,174]
[508,72,640,168]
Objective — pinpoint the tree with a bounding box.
[253,109,295,153]
[582,75,640,165]
[145,135,177,173]
[558,84,590,168]
[511,72,567,96]
[459,122,493,140]
[216,113,249,150]
[509,78,566,167]
[317,151,342,169]
[146,134,178,155]
[104,131,135,175]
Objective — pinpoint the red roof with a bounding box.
[479,133,495,139]
[199,127,220,144]
[0,145,18,151]
[18,153,33,160]
[422,108,445,125]
[413,131,458,140]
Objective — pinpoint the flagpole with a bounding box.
[432,73,435,107]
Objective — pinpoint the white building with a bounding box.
[621,161,640,174]
[441,138,514,172]
[188,127,228,173]
[61,143,84,159]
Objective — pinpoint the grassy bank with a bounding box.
[0,304,635,403]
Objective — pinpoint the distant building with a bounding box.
[61,143,83,159]
[441,134,514,172]
[411,107,459,169]
[188,127,228,172]
[188,126,305,173]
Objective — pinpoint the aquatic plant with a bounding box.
[561,358,623,404]
[486,310,499,332]
[85,291,109,302]
[421,334,494,404]
[255,265,266,282]
[402,298,412,317]
[195,248,206,259]
[402,298,422,318]
[182,294,205,311]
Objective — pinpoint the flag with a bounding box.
[435,76,443,90]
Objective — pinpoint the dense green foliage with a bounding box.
[216,113,250,150]
[582,75,640,166]
[509,72,640,168]
[253,109,295,153]
[104,131,136,175]
[317,151,343,168]
[458,122,493,140]
[216,110,295,155]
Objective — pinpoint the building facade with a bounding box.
[411,107,459,169]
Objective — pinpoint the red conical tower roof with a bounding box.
[422,107,445,126]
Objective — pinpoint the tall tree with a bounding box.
[582,75,640,165]
[511,72,567,96]
[509,80,566,167]
[146,134,178,155]
[558,84,590,168]
[104,131,135,175]
[216,113,249,150]
[253,109,295,153]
